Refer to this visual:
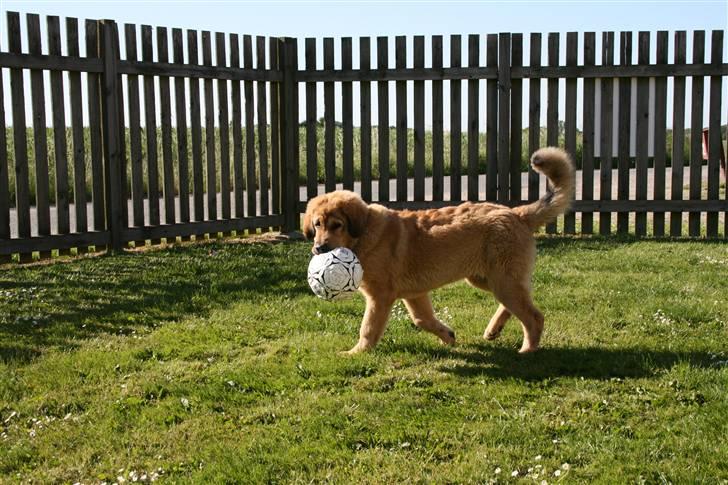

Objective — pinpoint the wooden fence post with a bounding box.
[99,20,125,252]
[278,37,300,233]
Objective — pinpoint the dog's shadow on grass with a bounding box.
[389,340,718,380]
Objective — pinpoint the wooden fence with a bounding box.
[1,12,727,261]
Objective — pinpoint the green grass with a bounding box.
[1,238,727,483]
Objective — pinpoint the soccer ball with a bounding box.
[307,247,364,301]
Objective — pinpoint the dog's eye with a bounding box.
[330,222,342,230]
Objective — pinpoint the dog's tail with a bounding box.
[513,147,575,231]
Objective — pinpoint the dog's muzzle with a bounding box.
[313,243,332,255]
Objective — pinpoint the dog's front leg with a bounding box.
[344,295,395,354]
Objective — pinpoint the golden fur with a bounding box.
[303,147,575,354]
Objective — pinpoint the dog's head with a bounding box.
[303,190,369,254]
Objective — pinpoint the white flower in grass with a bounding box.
[494,467,501,474]
[511,470,519,477]
[561,463,570,470]
[541,481,548,485]
[535,454,542,460]
[554,469,562,477]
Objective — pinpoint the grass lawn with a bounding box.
[1,237,727,483]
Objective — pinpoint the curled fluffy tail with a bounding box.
[514,147,575,231]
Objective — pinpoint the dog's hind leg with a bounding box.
[466,276,511,341]
[403,294,456,345]
[344,295,396,354]
[491,279,544,354]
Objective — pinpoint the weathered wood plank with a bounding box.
[243,35,256,217]
[450,35,462,202]
[324,37,336,193]
[545,32,559,234]
[497,33,511,204]
[486,34,498,201]
[468,34,480,201]
[125,23,144,229]
[230,34,244,217]
[413,35,425,201]
[377,37,389,202]
[707,30,723,237]
[173,28,190,223]
[142,25,160,226]
[510,34,522,202]
[66,17,87,235]
[582,32,596,235]
[157,27,176,224]
[342,37,354,191]
[528,33,541,203]
[1,231,110,255]
[27,14,51,237]
[200,32,216,221]
[269,38,280,215]
[48,16,70,235]
[360,37,372,202]
[689,30,705,237]
[432,35,444,202]
[217,32,231,219]
[653,31,668,237]
[215,32,231,220]
[86,20,105,232]
[563,32,577,234]
[122,215,283,243]
[187,30,204,222]
[617,31,632,234]
[635,32,650,237]
[670,31,687,237]
[305,38,318,200]
[395,36,408,201]
[256,36,269,216]
[0,63,9,241]
[599,32,615,236]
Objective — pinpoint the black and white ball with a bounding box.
[307,247,364,301]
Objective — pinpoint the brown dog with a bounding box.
[303,147,575,354]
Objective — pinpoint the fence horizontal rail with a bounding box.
[122,215,284,241]
[0,52,103,72]
[118,60,282,81]
[0,231,110,255]
[295,63,728,82]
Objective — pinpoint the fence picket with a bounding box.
[582,32,596,235]
[707,30,723,237]
[617,32,633,235]
[217,33,231,221]
[27,14,51,240]
[510,34,523,202]
[653,31,668,237]
[599,32,615,236]
[486,34,498,202]
[689,31,705,237]
[125,24,144,230]
[305,38,318,200]
[528,33,541,203]
[48,16,70,236]
[414,36,425,201]
[497,33,511,204]
[469,34,481,202]
[377,37,389,202]
[85,20,105,234]
[546,32,559,234]
[635,32,650,237]
[269,38,280,215]
[670,32,687,237]
[360,37,372,202]
[231,34,244,218]
[0,65,9,244]
[142,25,160,227]
[450,35,462,202]
[564,32,577,234]
[256,36,269,216]
[342,37,354,191]
[187,30,205,223]
[432,35,444,202]
[396,36,408,201]
[324,37,336,193]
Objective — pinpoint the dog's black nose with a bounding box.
[314,244,332,254]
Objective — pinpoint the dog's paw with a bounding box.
[440,329,456,346]
[339,346,366,356]
[483,329,502,341]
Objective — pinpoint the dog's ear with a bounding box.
[340,195,368,238]
[302,209,315,240]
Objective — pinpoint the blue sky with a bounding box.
[1,0,726,136]
[1,0,726,38]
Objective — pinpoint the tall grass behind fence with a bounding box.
[1,11,727,261]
